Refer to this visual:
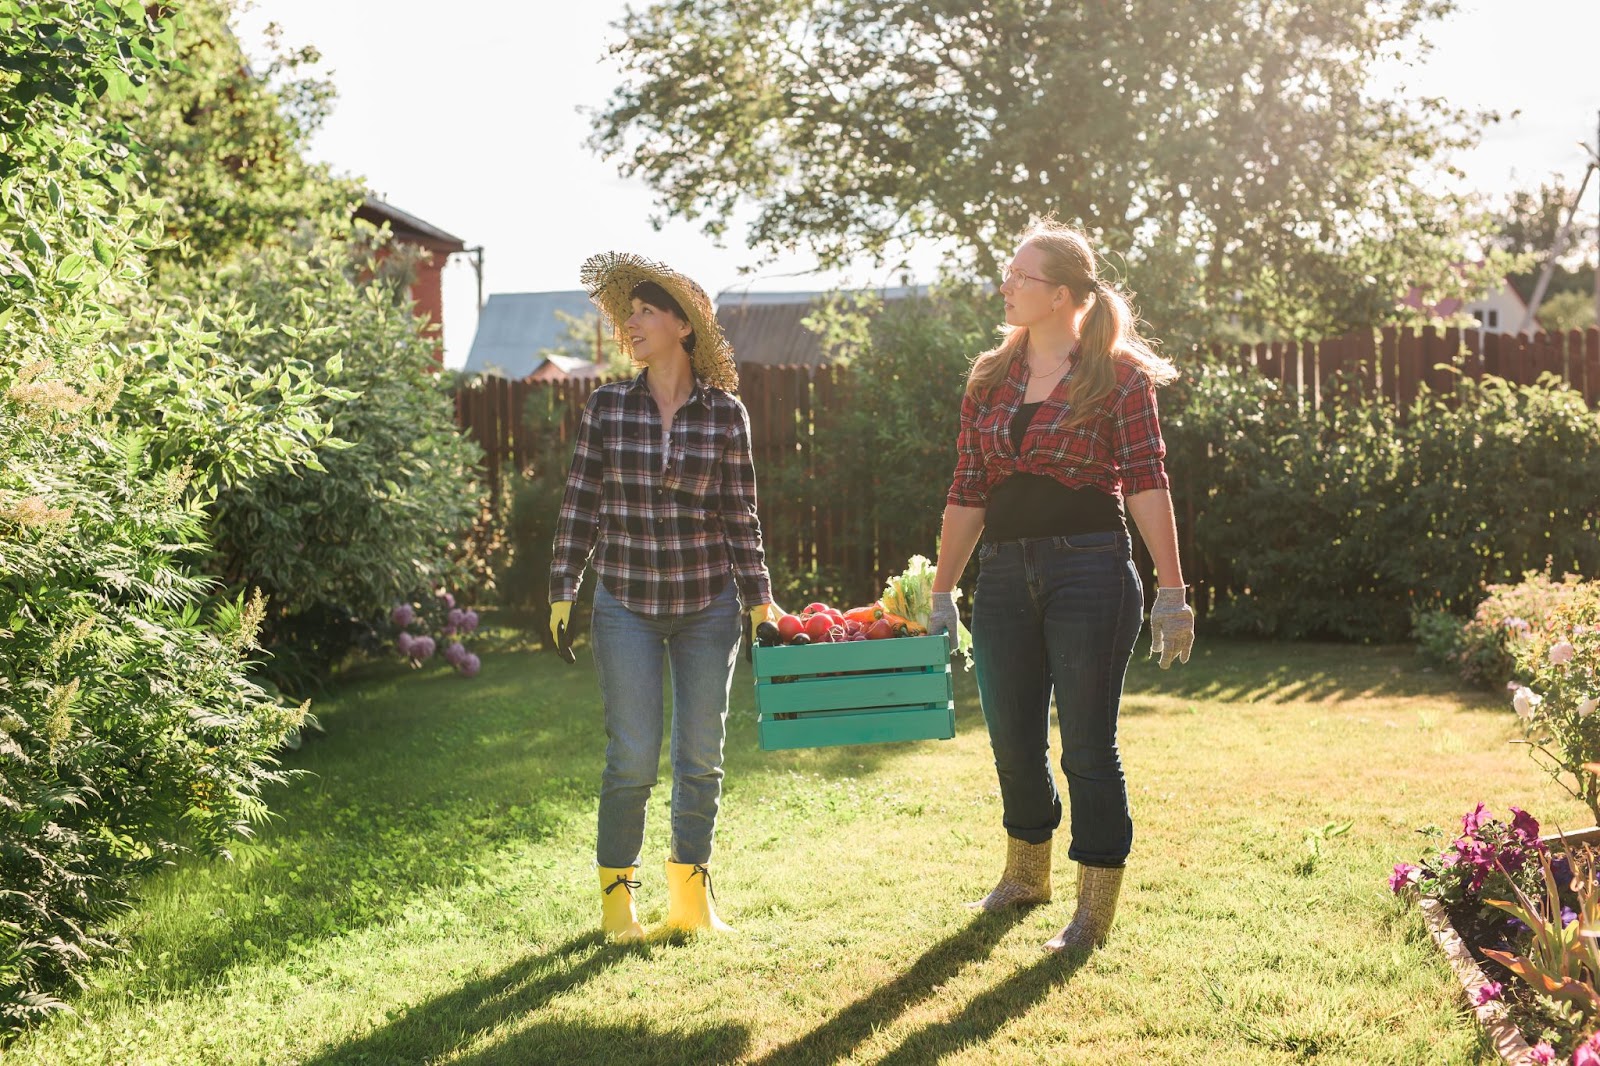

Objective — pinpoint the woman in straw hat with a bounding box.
[927,218,1194,953]
[549,253,778,941]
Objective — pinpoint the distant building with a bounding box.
[715,286,929,367]
[354,194,468,361]
[463,292,606,379]
[1399,275,1528,333]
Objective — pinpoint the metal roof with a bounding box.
[714,286,930,366]
[463,291,605,377]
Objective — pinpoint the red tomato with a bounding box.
[776,613,804,643]
[802,613,833,641]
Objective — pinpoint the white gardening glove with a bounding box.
[928,592,960,653]
[1149,586,1194,669]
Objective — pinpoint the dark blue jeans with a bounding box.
[971,532,1144,867]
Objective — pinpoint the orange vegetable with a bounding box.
[843,602,885,625]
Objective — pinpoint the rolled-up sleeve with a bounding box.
[1111,373,1170,494]
[945,389,990,507]
[718,400,772,607]
[548,392,606,603]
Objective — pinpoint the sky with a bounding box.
[233,0,1600,368]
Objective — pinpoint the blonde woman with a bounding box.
[927,219,1194,952]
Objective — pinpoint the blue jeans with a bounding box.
[591,581,742,868]
[971,532,1144,867]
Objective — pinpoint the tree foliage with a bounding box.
[594,0,1493,344]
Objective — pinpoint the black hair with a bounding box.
[629,281,697,354]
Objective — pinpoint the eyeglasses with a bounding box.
[1002,266,1054,289]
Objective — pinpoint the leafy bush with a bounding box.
[1416,572,1597,688]
[1166,366,1600,641]
[1508,586,1600,824]
[1,3,332,1033]
[148,229,485,691]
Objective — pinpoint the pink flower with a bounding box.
[411,636,436,661]
[1513,687,1542,720]
[1389,863,1420,894]
[396,632,414,655]
[459,653,480,678]
[1551,641,1577,665]
[448,608,465,629]
[1462,804,1490,836]
[1510,806,1541,843]
[441,592,456,609]
[443,642,468,666]
[1529,1042,1553,1065]
[1580,697,1599,719]
[391,603,415,627]
[1469,980,1502,1007]
[461,609,479,634]
[1575,1032,1600,1066]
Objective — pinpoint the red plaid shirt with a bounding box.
[946,354,1169,507]
[550,372,772,618]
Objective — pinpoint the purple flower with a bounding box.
[1510,806,1541,842]
[391,603,415,627]
[396,631,414,655]
[443,642,468,667]
[1506,916,1529,935]
[1529,1042,1553,1065]
[461,609,479,634]
[1469,980,1502,1007]
[459,652,480,678]
[411,636,436,661]
[448,608,465,629]
[1576,1032,1600,1066]
[1389,863,1420,894]
[1462,804,1490,836]
[1563,906,1580,927]
[1553,856,1573,887]
[441,592,456,609]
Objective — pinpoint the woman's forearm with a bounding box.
[1126,489,1184,587]
[933,505,987,594]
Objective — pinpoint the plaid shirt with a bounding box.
[946,354,1169,507]
[549,372,772,618]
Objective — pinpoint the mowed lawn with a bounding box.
[7,628,1584,1065]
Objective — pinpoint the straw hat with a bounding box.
[579,252,739,392]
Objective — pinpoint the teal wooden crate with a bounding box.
[752,635,955,751]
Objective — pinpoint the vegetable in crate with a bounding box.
[884,554,973,666]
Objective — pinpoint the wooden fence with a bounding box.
[454,326,1600,611]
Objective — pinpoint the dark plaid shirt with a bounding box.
[946,354,1169,507]
[550,372,772,618]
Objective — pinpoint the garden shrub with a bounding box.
[1,3,336,1033]
[1415,571,1598,688]
[147,228,485,691]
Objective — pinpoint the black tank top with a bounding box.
[983,402,1125,541]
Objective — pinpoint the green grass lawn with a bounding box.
[6,629,1587,1065]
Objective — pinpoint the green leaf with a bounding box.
[56,253,88,282]
[92,235,115,267]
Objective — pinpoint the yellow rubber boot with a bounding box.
[663,860,733,934]
[598,866,645,941]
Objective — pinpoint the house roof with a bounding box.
[464,291,603,377]
[714,286,929,366]
[355,194,466,254]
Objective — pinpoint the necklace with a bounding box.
[1026,347,1074,379]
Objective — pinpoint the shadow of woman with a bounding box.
[874,948,1087,1064]
[297,931,747,1066]
[750,908,1031,1066]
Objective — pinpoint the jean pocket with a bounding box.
[977,542,998,562]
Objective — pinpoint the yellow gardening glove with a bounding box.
[550,598,576,646]
[745,601,782,662]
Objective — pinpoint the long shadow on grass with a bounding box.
[299,932,747,1066]
[750,909,1028,1066]
[1119,639,1495,709]
[875,949,1085,1064]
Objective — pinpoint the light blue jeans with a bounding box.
[591,581,742,868]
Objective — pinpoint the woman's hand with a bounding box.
[549,600,576,664]
[1149,587,1194,669]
